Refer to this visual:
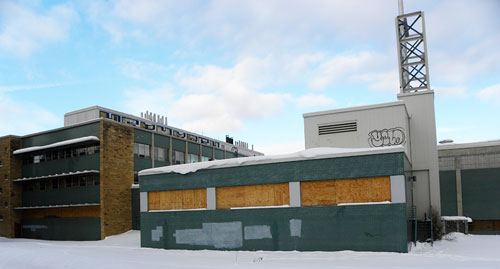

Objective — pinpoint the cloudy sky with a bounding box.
[1,0,499,155]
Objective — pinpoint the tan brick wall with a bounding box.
[0,136,22,238]
[99,121,134,239]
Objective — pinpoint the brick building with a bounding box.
[0,106,261,240]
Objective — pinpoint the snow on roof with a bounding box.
[441,216,473,223]
[139,146,404,176]
[13,170,100,182]
[13,136,100,155]
[437,140,500,150]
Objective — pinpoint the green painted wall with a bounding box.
[172,138,185,152]
[141,203,408,253]
[188,142,200,155]
[134,129,152,145]
[22,155,99,178]
[202,146,212,158]
[21,217,101,240]
[131,188,140,230]
[22,123,100,147]
[214,149,224,159]
[22,185,100,207]
[439,171,458,216]
[140,152,404,192]
[226,152,235,158]
[154,134,170,148]
[462,168,500,220]
[134,157,152,171]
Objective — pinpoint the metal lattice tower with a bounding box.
[396,11,431,93]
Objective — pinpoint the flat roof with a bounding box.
[139,146,405,176]
[438,140,500,150]
[303,100,408,118]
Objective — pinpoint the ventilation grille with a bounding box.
[318,122,357,135]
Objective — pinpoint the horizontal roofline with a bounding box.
[438,140,500,150]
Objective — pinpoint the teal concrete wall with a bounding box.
[21,217,101,240]
[22,154,99,178]
[172,138,185,152]
[439,171,458,216]
[140,152,404,192]
[22,185,100,207]
[462,168,500,220]
[154,134,170,148]
[188,142,200,155]
[134,157,152,171]
[22,123,100,147]
[141,203,408,253]
[131,188,140,230]
[134,129,152,145]
[202,146,212,158]
[214,149,224,159]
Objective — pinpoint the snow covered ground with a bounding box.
[1,231,499,268]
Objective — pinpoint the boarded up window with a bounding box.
[301,177,391,206]
[148,188,207,210]
[216,183,289,209]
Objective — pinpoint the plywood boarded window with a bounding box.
[216,183,289,209]
[301,177,391,206]
[148,188,207,210]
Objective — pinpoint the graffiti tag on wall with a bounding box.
[368,127,406,147]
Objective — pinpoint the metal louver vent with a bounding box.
[318,122,357,135]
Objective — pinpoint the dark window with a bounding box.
[52,179,59,189]
[72,177,79,187]
[39,181,46,191]
[80,176,87,187]
[0,187,2,195]
[65,178,72,188]
[134,172,139,184]
[94,175,100,186]
[65,149,72,158]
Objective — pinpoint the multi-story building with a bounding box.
[0,106,262,240]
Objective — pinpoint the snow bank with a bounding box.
[139,146,404,176]
[13,136,100,155]
[2,230,500,268]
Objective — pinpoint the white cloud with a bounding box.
[0,91,60,135]
[296,94,335,109]
[477,83,500,105]
[308,51,394,91]
[433,86,468,98]
[116,58,171,82]
[351,70,399,93]
[122,57,290,134]
[0,2,78,57]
